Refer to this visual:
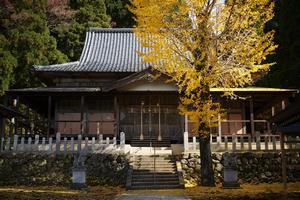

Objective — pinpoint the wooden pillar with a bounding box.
[217,113,222,142]
[280,132,287,193]
[114,96,119,137]
[184,114,188,133]
[80,96,85,135]
[0,116,4,139]
[13,97,19,136]
[1,97,7,139]
[47,96,52,138]
[250,97,255,136]
[25,103,30,134]
[271,106,275,117]
[281,100,286,110]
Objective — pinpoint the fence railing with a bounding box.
[183,132,300,152]
[0,132,126,154]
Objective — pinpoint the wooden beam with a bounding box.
[80,96,85,135]
[250,97,255,136]
[47,96,52,138]
[114,96,119,137]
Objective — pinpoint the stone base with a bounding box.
[69,183,88,190]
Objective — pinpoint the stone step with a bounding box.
[133,166,176,170]
[127,155,182,190]
[133,171,178,174]
[132,177,179,182]
[132,174,179,178]
[130,184,182,190]
[132,180,179,185]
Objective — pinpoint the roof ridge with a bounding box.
[87,27,133,33]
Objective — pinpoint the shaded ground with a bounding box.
[0,183,299,199]
[0,186,124,200]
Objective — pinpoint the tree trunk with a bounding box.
[199,134,215,186]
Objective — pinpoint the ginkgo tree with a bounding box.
[129,0,276,186]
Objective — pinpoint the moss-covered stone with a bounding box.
[181,152,300,186]
[0,153,129,187]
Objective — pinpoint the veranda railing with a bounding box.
[0,132,126,154]
[183,132,300,153]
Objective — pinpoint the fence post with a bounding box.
[265,135,269,150]
[85,137,89,151]
[248,135,252,151]
[272,135,276,150]
[5,137,11,151]
[42,137,46,151]
[56,132,61,154]
[232,135,237,151]
[92,137,95,151]
[70,137,74,152]
[77,135,82,153]
[13,135,18,152]
[99,134,103,144]
[34,135,39,151]
[224,135,228,151]
[240,136,244,150]
[120,132,125,149]
[28,137,32,152]
[0,137,4,151]
[20,137,25,152]
[192,136,196,151]
[106,137,109,145]
[48,137,53,153]
[256,132,261,150]
[183,132,188,152]
[64,137,67,155]
[113,137,116,146]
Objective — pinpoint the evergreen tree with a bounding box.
[105,0,134,28]
[52,0,110,61]
[257,0,300,89]
[0,0,67,90]
[0,34,16,95]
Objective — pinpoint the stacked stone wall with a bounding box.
[181,152,300,186]
[0,153,129,186]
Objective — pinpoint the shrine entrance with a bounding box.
[119,94,183,147]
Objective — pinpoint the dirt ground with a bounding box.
[0,182,299,200]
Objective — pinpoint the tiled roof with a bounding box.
[34,28,150,73]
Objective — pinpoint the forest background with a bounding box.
[0,0,299,95]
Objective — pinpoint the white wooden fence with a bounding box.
[0,132,126,154]
[183,132,300,153]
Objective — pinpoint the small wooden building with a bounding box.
[6,28,298,148]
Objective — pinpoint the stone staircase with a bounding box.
[126,155,184,189]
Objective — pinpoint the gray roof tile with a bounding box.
[34,28,150,73]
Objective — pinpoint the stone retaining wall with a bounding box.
[0,153,129,186]
[181,152,300,187]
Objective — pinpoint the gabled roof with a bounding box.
[34,28,150,73]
